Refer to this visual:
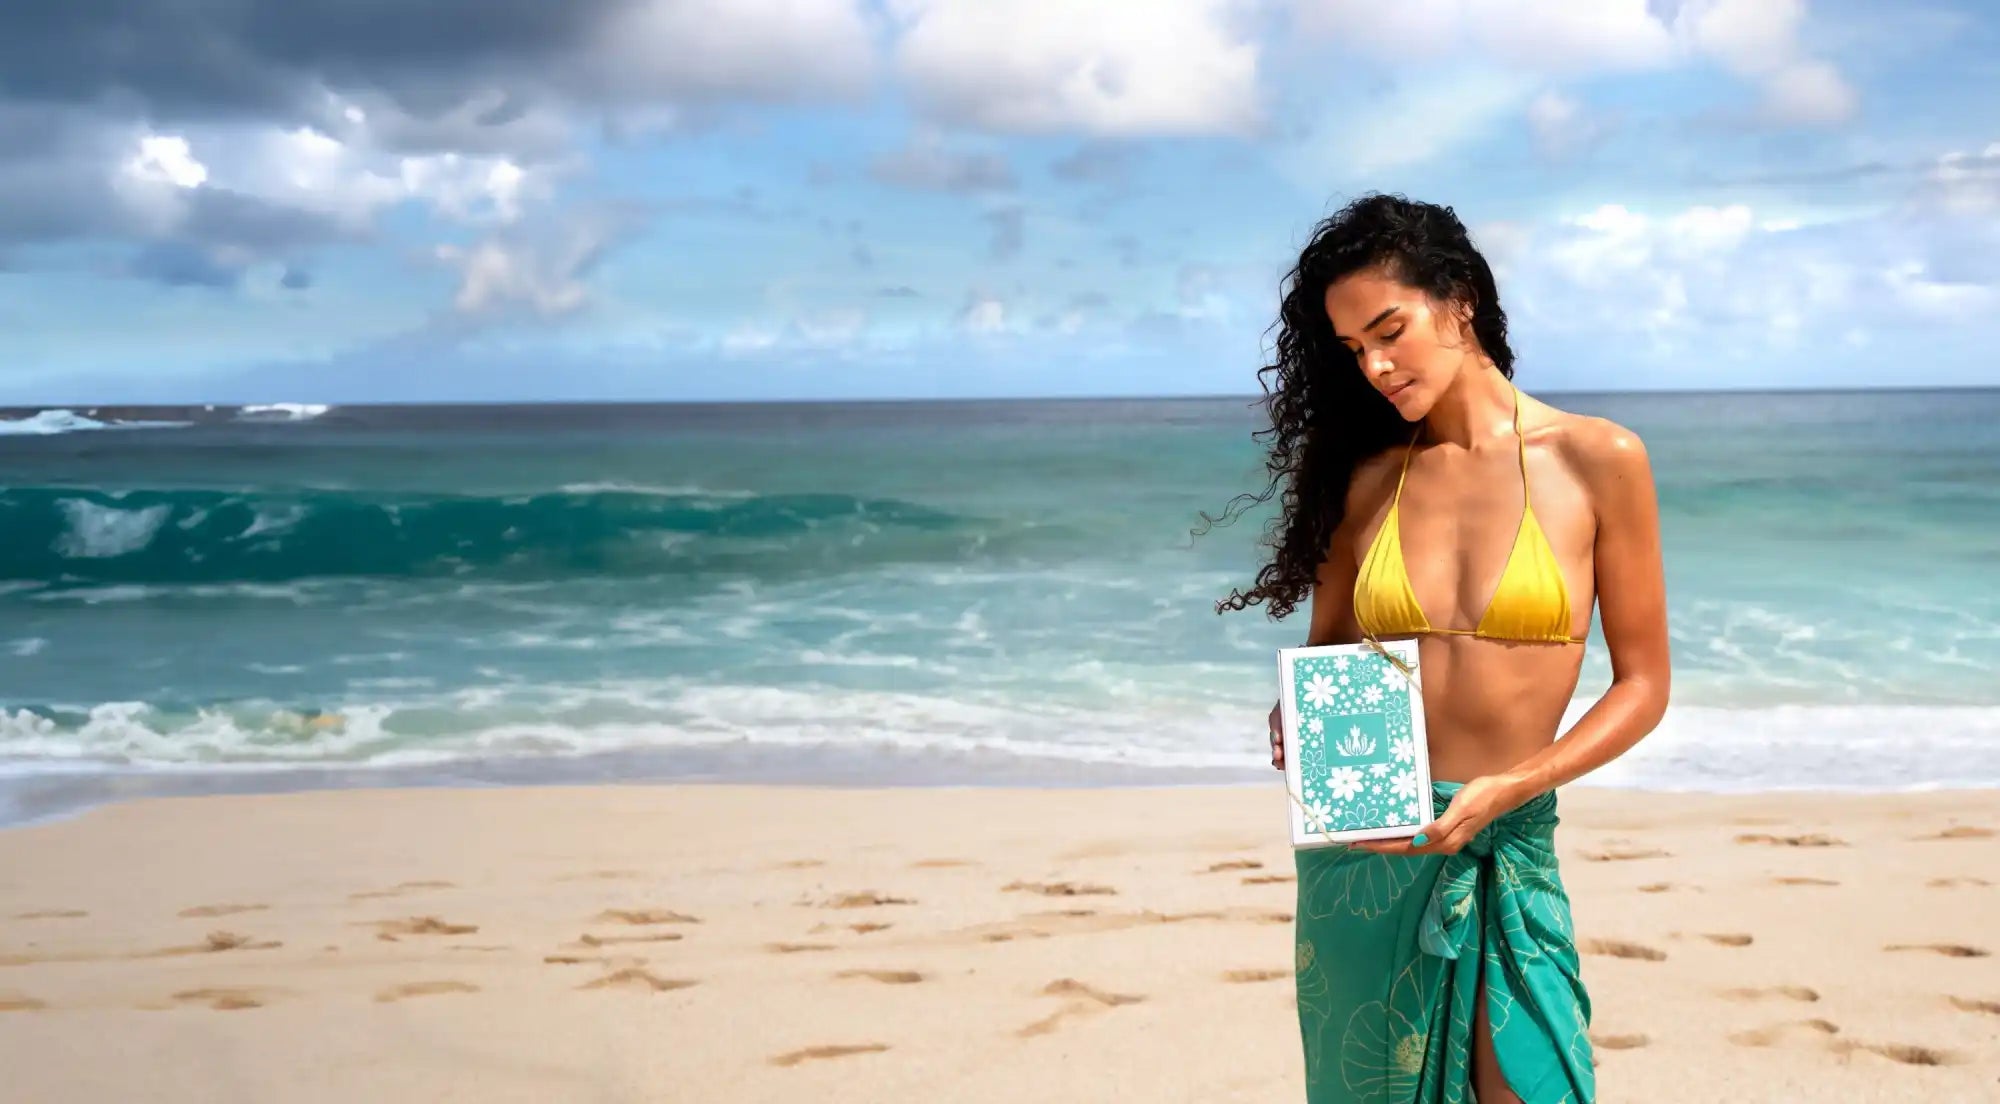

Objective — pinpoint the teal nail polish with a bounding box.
[1411,833,1429,846]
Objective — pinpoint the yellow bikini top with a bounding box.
[1352,382,1585,645]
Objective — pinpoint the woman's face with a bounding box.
[1323,268,1478,421]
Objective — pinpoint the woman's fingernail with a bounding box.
[1411,833,1429,846]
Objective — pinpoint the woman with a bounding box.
[1207,194,1671,1102]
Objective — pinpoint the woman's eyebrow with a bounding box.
[1335,306,1400,342]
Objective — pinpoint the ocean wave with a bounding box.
[2,691,1996,793]
[0,485,1003,585]
[0,410,193,436]
[235,403,331,423]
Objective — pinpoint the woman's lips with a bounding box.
[1383,380,1412,400]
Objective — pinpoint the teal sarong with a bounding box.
[1292,781,1594,1103]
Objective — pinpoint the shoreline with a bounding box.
[7,754,2000,833]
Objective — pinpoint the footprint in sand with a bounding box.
[1700,932,1754,947]
[1,993,47,1012]
[1734,832,1846,847]
[12,909,87,920]
[1829,1039,1965,1066]
[767,942,837,954]
[1045,979,1143,1005]
[580,968,698,993]
[1884,942,1989,958]
[368,916,477,942]
[1204,859,1264,873]
[1914,825,1994,841]
[1018,978,1146,1037]
[375,980,479,1003]
[1771,876,1840,887]
[349,880,456,901]
[1222,969,1289,984]
[768,1044,889,1067]
[1589,1032,1649,1050]
[814,892,916,909]
[1579,938,1667,962]
[545,953,646,969]
[808,921,896,936]
[1948,996,2000,1015]
[1927,876,1993,888]
[1728,1018,1962,1066]
[1721,985,1820,1002]
[1727,1018,1841,1047]
[776,859,825,869]
[835,969,925,984]
[1001,881,1116,898]
[178,904,269,919]
[910,859,977,869]
[569,931,683,949]
[592,908,701,925]
[958,904,1284,946]
[137,930,282,958]
[170,987,280,1011]
[555,870,642,882]
[1580,846,1672,862]
[1242,875,1295,885]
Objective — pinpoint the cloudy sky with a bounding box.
[1,0,1996,404]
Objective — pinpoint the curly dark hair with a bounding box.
[1198,193,1516,621]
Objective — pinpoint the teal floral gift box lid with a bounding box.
[1276,639,1432,848]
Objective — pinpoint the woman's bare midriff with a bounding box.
[1400,633,1587,783]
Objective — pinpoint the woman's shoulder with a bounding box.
[1330,443,1409,533]
[1526,393,1653,487]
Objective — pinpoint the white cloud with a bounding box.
[890,0,1262,136]
[1760,60,1857,125]
[960,290,1007,333]
[1924,141,2000,215]
[722,324,781,354]
[433,213,625,318]
[581,0,876,106]
[243,128,545,229]
[111,132,209,234]
[1296,0,1675,72]
[1501,194,2000,361]
[1285,67,1535,181]
[1294,0,1856,127]
[718,307,873,358]
[796,307,868,345]
[1525,89,1613,160]
[1680,0,1857,124]
[399,154,537,224]
[236,127,408,229]
[123,135,208,189]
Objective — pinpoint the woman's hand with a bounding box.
[1268,702,1283,770]
[1345,774,1525,856]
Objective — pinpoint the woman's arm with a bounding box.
[1494,418,1672,801]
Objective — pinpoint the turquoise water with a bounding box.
[2,388,1996,816]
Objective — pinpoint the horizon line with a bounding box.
[5,381,1998,411]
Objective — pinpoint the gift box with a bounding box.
[1276,638,1432,848]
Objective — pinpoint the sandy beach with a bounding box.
[1,782,1995,1102]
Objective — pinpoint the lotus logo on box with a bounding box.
[1334,725,1376,757]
